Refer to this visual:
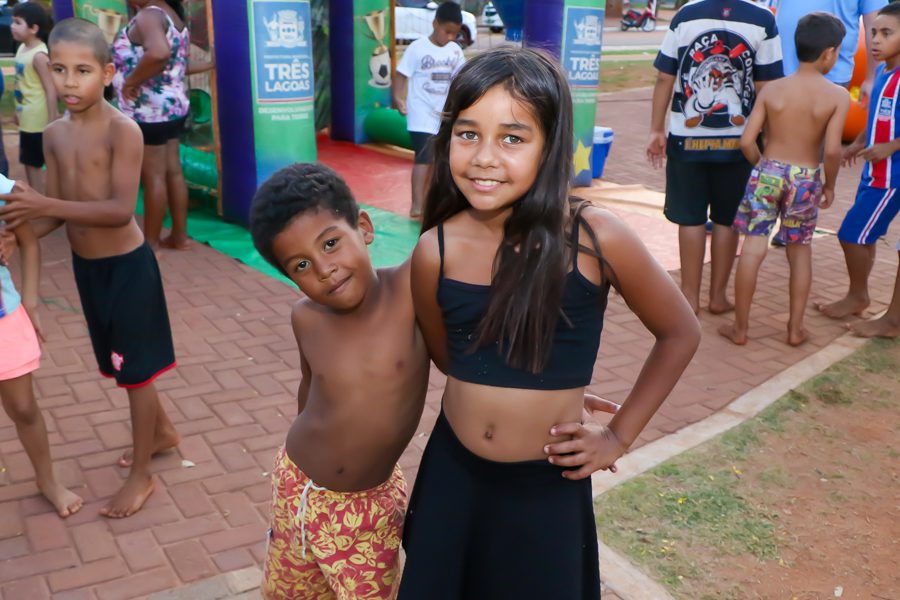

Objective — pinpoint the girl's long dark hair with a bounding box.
[421,47,575,373]
[164,0,186,22]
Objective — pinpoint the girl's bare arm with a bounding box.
[13,220,42,337]
[584,207,701,450]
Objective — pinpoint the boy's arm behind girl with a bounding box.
[0,119,143,230]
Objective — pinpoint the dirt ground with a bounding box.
[596,339,900,600]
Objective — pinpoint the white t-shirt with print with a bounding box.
[397,37,466,134]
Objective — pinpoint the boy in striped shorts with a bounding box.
[820,3,900,319]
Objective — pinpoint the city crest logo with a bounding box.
[264,10,308,48]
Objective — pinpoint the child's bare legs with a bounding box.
[141,144,169,251]
[101,384,161,518]
[410,164,431,219]
[159,138,191,250]
[678,224,705,314]
[709,224,738,314]
[817,241,876,318]
[678,223,736,314]
[117,395,179,467]
[850,251,900,337]
[718,234,767,345]
[24,165,45,195]
[785,243,812,346]
[0,374,83,517]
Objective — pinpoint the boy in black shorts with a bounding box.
[647,0,784,314]
[0,18,179,519]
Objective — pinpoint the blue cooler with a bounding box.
[591,126,614,179]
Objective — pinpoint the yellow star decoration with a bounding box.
[573,139,592,176]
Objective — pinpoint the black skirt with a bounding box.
[398,410,601,599]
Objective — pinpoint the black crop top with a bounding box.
[437,220,610,390]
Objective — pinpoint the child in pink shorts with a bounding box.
[0,175,82,517]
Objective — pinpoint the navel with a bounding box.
[484,425,494,440]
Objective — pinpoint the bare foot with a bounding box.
[787,327,809,346]
[38,480,84,518]
[160,235,192,251]
[118,428,180,468]
[681,289,700,315]
[718,323,748,345]
[100,473,155,518]
[815,296,869,319]
[848,316,900,338]
[708,299,735,315]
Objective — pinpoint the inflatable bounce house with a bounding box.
[50,0,605,272]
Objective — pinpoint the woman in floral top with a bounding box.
[112,0,212,251]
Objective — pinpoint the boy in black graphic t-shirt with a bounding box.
[646,0,783,315]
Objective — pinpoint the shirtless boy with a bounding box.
[249,163,430,599]
[719,12,850,346]
[0,19,179,518]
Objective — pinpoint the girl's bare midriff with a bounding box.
[443,378,584,462]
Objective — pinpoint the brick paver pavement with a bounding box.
[0,85,897,598]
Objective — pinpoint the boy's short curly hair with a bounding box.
[250,163,359,275]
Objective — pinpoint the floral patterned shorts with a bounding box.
[733,157,822,245]
[262,447,407,600]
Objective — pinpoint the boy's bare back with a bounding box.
[45,102,145,259]
[286,260,430,492]
[757,73,849,168]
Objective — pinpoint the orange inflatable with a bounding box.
[844,23,868,142]
[843,97,867,143]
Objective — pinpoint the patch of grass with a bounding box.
[595,338,900,598]
[755,466,792,489]
[846,337,898,373]
[599,60,657,92]
[811,372,855,405]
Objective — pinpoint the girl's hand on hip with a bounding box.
[544,423,626,480]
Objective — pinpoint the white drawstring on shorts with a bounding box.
[296,478,325,558]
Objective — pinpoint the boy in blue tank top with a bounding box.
[819,3,900,320]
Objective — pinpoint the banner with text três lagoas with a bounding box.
[248,0,317,185]
[561,0,604,187]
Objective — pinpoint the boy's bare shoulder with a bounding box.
[108,108,143,139]
[43,114,71,140]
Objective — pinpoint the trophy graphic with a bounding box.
[82,5,125,44]
[363,10,391,88]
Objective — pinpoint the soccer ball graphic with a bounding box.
[369,51,391,88]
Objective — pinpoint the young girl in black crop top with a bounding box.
[400,47,701,599]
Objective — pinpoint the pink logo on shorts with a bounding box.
[111,352,125,372]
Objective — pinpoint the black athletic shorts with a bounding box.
[137,116,187,146]
[398,410,601,599]
[72,242,176,388]
[664,156,753,227]
[19,131,44,168]
[409,131,435,165]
